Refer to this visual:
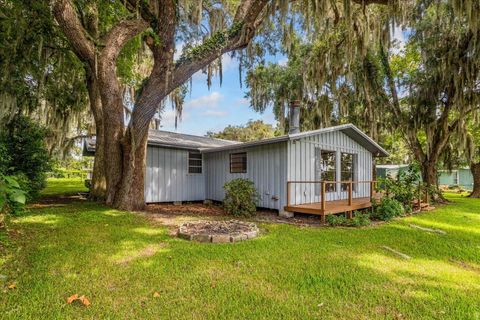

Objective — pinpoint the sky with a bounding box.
[159,53,280,136]
[160,26,407,136]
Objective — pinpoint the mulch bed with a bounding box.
[145,202,328,227]
[145,202,226,216]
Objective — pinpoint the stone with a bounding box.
[211,234,231,243]
[177,232,192,241]
[173,201,182,205]
[192,234,212,243]
[230,234,248,242]
[177,220,259,243]
[279,210,294,218]
[244,230,258,239]
[203,199,213,205]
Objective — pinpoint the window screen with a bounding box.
[188,152,202,174]
[341,153,356,191]
[321,150,336,192]
[230,152,247,173]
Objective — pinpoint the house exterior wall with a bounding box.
[438,169,473,190]
[145,146,205,202]
[287,130,373,205]
[204,142,288,210]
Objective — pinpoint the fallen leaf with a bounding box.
[8,283,16,289]
[79,295,91,306]
[153,291,161,298]
[66,294,78,304]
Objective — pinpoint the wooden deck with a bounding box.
[284,197,376,216]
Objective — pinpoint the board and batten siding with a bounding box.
[204,142,288,210]
[287,130,373,205]
[145,146,205,202]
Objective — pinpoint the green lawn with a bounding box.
[40,178,88,196]
[1,179,479,319]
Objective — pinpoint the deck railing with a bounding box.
[286,180,378,208]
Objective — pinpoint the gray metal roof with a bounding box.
[147,129,238,149]
[83,129,238,155]
[83,124,388,157]
[202,124,389,157]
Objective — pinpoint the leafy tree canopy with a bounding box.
[207,120,280,142]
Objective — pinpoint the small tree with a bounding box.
[223,179,259,217]
[0,116,51,198]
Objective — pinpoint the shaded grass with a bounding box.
[40,178,88,196]
[0,179,479,319]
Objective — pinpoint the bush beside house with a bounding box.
[223,178,259,217]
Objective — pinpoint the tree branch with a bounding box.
[52,0,96,65]
[100,19,149,63]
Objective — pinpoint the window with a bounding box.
[341,153,356,191]
[318,150,336,192]
[188,152,202,174]
[230,152,247,173]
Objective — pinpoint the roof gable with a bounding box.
[202,124,389,157]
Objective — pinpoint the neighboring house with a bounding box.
[438,168,473,190]
[376,164,409,180]
[376,164,474,191]
[84,107,388,220]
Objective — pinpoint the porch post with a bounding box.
[348,181,353,206]
[321,181,326,212]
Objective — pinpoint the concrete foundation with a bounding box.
[279,210,294,218]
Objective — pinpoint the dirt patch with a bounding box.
[146,202,226,216]
[144,202,331,228]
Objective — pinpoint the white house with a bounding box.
[85,107,388,220]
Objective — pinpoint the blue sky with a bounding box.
[160,53,283,136]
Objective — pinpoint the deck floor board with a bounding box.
[284,196,379,215]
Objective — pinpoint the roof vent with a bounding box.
[289,100,301,134]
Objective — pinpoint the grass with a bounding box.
[0,178,479,319]
[40,178,88,196]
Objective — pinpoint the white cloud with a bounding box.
[185,92,223,108]
[174,42,185,61]
[235,98,249,106]
[159,107,190,129]
[278,58,288,66]
[392,25,408,54]
[202,110,228,117]
[221,54,237,71]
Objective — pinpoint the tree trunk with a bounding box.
[86,68,106,200]
[421,159,447,203]
[98,77,125,206]
[113,128,148,210]
[469,162,480,198]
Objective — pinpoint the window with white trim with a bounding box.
[188,152,202,174]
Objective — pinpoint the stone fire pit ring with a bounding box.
[177,220,259,243]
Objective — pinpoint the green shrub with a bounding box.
[0,115,51,198]
[380,164,420,213]
[372,197,405,221]
[326,211,371,227]
[223,178,259,217]
[0,175,27,217]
